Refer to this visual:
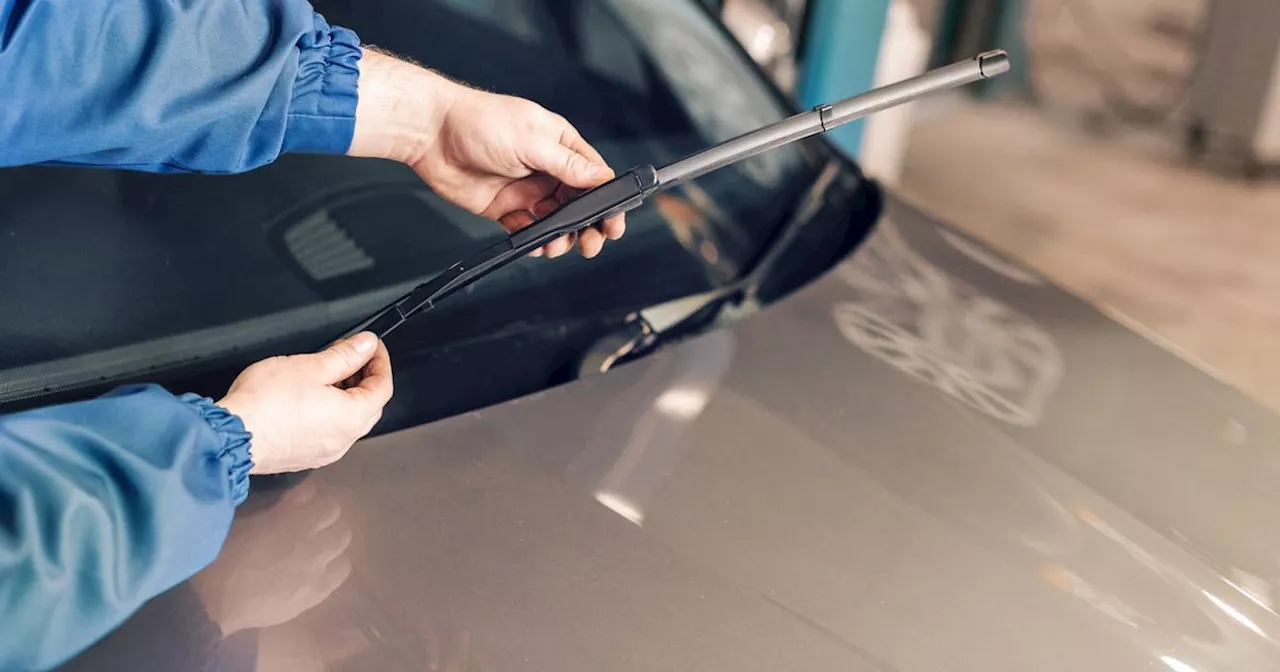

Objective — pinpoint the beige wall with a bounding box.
[1021,0,1207,116]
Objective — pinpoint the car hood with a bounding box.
[72,195,1280,671]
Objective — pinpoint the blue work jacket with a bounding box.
[0,1,363,668]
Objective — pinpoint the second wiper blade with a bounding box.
[338,50,1010,341]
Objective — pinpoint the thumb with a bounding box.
[525,141,613,190]
[308,332,379,384]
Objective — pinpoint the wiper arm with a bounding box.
[338,50,1010,341]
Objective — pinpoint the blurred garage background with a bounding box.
[709,0,1280,411]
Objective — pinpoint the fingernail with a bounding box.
[349,332,376,354]
[590,163,612,179]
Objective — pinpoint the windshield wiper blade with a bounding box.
[337,165,660,338]
[337,51,1010,342]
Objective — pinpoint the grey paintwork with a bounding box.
[69,196,1280,671]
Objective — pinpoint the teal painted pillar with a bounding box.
[797,0,892,158]
[986,0,1029,99]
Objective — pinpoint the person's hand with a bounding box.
[218,332,393,475]
[192,480,352,636]
[419,85,627,260]
[349,49,624,259]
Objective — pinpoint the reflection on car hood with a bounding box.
[72,196,1280,671]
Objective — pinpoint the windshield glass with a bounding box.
[0,0,832,407]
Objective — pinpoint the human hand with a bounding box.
[349,49,624,259]
[193,480,352,636]
[218,332,392,475]
[254,623,329,672]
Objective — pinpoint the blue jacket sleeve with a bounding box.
[0,385,253,671]
[0,0,362,174]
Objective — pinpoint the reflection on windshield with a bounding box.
[432,0,543,45]
[653,188,744,285]
[604,0,803,189]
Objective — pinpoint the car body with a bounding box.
[4,1,1279,670]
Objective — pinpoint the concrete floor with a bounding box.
[898,102,1280,411]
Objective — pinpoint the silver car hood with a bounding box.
[72,196,1280,671]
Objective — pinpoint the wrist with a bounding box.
[180,392,253,506]
[348,48,466,166]
[217,393,267,476]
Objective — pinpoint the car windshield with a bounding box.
[0,0,833,409]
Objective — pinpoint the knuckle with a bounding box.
[563,152,583,176]
[329,344,359,370]
[523,102,552,126]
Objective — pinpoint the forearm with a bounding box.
[0,385,252,670]
[0,0,360,173]
[347,48,466,167]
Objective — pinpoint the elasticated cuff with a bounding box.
[179,394,254,507]
[281,12,363,155]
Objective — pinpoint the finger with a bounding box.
[480,174,559,221]
[561,126,609,169]
[339,372,361,390]
[529,198,566,258]
[532,196,558,219]
[524,127,614,191]
[550,182,624,246]
[346,338,393,411]
[445,630,473,672]
[545,232,576,258]
[311,525,354,567]
[556,130,624,245]
[301,498,343,536]
[303,332,379,385]
[320,340,362,391]
[498,210,535,236]
[555,183,579,203]
[601,213,626,241]
[499,210,564,258]
[555,182,623,243]
[316,555,353,600]
[362,335,392,380]
[578,227,605,259]
[539,233,572,258]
